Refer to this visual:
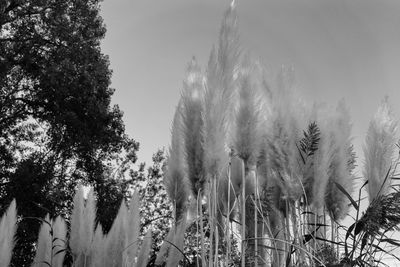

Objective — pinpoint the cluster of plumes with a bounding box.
[163,3,241,221]
[29,186,151,267]
[363,97,398,201]
[163,1,358,238]
[161,4,400,263]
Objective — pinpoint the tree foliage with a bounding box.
[0,1,139,265]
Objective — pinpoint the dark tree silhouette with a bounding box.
[0,1,139,265]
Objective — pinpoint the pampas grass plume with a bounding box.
[70,185,85,258]
[363,98,398,200]
[52,216,67,267]
[70,185,97,265]
[89,224,105,267]
[105,199,128,267]
[325,100,355,220]
[203,47,230,178]
[231,56,263,167]
[164,102,189,222]
[202,1,243,179]
[82,188,96,255]
[32,214,51,267]
[311,114,333,209]
[0,199,17,267]
[218,2,241,79]
[265,66,306,201]
[181,57,205,195]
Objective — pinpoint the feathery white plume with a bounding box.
[52,216,67,267]
[265,66,305,202]
[203,47,230,179]
[310,107,335,209]
[82,188,96,256]
[164,101,189,223]
[89,224,105,267]
[325,100,355,220]
[105,199,128,267]
[181,57,206,195]
[218,3,241,85]
[202,2,242,180]
[32,214,52,267]
[363,97,398,200]
[231,56,263,168]
[70,185,85,258]
[0,199,17,267]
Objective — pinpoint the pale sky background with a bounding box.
[99,1,400,264]
[100,0,400,170]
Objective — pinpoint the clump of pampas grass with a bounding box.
[86,190,149,267]
[67,187,151,267]
[0,200,17,267]
[363,98,398,201]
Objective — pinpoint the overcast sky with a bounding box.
[99,0,400,173]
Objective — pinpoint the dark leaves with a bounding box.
[299,121,321,159]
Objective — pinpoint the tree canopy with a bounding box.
[0,1,139,265]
